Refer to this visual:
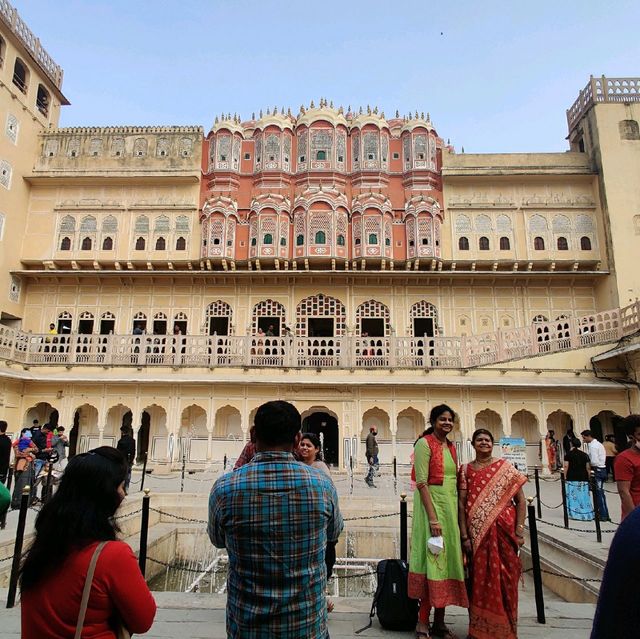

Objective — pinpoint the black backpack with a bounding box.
[356,559,418,633]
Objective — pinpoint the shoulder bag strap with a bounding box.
[74,541,108,639]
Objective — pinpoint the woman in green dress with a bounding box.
[409,404,468,638]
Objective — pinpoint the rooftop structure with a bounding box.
[0,0,63,89]
[567,75,640,133]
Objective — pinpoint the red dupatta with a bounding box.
[411,434,458,486]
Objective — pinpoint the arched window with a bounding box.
[81,237,92,250]
[135,237,146,250]
[102,237,113,250]
[385,237,391,246]
[36,85,50,116]
[479,236,490,250]
[557,236,568,250]
[368,234,378,245]
[280,236,286,246]
[60,236,71,251]
[580,236,592,250]
[263,233,273,245]
[534,236,545,250]
[459,236,469,251]
[316,150,327,161]
[355,238,361,245]
[315,230,326,244]
[12,58,28,93]
[176,236,186,250]
[337,235,345,246]
[251,237,257,246]
[499,236,510,250]
[296,234,304,246]
[213,237,220,245]
[155,237,166,250]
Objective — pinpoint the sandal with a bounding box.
[431,626,458,639]
[415,624,431,639]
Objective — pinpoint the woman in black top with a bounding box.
[563,438,594,520]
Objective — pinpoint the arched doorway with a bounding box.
[137,411,150,462]
[590,410,624,449]
[302,411,339,466]
[511,409,540,469]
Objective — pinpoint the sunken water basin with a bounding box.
[142,493,401,597]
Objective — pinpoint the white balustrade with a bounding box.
[0,300,637,370]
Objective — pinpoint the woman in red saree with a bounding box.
[458,429,527,639]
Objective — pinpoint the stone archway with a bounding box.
[180,404,208,461]
[301,409,340,466]
[590,410,624,449]
[68,404,100,455]
[474,408,504,440]
[25,402,59,429]
[511,409,540,469]
[140,404,167,462]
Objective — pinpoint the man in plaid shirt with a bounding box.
[209,400,343,638]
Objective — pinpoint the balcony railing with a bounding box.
[0,0,64,88]
[567,75,640,133]
[1,302,638,370]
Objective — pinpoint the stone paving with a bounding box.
[1,588,595,638]
[0,463,615,637]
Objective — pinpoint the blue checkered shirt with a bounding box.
[208,451,343,639]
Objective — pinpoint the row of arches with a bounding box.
[22,402,623,469]
[57,214,190,253]
[457,235,593,252]
[46,297,439,338]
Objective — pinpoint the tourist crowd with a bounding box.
[1,403,639,638]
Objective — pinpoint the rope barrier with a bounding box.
[146,555,376,580]
[522,566,602,583]
[537,518,617,533]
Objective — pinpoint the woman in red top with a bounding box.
[21,446,156,638]
[616,415,640,520]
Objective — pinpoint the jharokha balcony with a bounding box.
[1,302,638,370]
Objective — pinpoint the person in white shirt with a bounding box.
[581,429,610,521]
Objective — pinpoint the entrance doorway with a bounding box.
[302,412,339,466]
[309,318,334,337]
[361,317,384,337]
[257,317,280,336]
[78,318,94,334]
[173,319,188,334]
[153,319,167,335]
[413,317,435,337]
[99,318,115,334]
[137,411,150,462]
[69,410,80,457]
[209,316,229,336]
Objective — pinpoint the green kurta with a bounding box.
[408,437,468,608]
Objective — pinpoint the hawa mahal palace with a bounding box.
[1,1,639,470]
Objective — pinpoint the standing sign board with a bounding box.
[498,437,528,473]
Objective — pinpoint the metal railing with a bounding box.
[0,300,638,370]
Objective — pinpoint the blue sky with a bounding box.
[14,0,640,152]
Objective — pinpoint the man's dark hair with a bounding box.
[0,420,7,433]
[621,414,640,437]
[32,419,39,425]
[254,401,301,446]
[571,437,582,449]
[581,429,593,437]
